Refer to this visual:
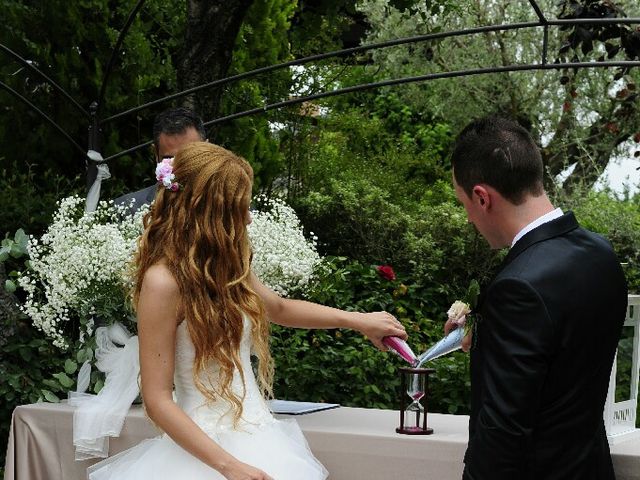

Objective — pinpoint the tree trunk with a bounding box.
[542,85,638,193]
[178,0,255,139]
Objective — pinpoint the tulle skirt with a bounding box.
[87,418,328,479]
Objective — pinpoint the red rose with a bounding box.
[605,122,619,134]
[376,265,396,281]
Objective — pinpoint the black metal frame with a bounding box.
[1,0,639,188]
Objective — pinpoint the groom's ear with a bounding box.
[472,185,491,210]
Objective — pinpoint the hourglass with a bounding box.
[396,367,435,435]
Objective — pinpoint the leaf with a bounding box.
[581,40,593,56]
[18,347,32,362]
[93,379,104,394]
[8,376,21,389]
[64,359,78,375]
[4,279,16,293]
[53,372,75,388]
[607,45,621,59]
[77,347,94,363]
[14,228,28,248]
[9,243,25,258]
[466,280,481,308]
[559,43,572,55]
[42,389,60,403]
[42,379,63,391]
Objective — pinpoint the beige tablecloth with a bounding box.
[4,402,640,480]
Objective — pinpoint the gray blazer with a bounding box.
[114,185,157,215]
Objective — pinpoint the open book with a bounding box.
[268,399,340,415]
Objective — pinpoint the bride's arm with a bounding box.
[138,264,272,480]
[249,272,407,350]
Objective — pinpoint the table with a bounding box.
[4,402,640,480]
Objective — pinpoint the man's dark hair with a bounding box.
[451,115,544,204]
[152,107,206,150]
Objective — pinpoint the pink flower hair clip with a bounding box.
[155,157,182,192]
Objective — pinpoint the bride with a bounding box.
[88,142,406,479]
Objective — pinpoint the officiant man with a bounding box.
[448,115,628,480]
[115,107,206,213]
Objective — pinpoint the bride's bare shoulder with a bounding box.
[141,263,179,297]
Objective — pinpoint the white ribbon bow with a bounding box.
[69,322,140,460]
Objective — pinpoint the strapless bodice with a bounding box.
[173,316,273,435]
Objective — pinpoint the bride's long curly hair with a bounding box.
[133,142,273,423]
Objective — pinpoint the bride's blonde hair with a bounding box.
[133,142,273,423]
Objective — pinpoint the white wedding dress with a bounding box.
[87,317,328,479]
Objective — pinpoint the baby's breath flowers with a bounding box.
[18,196,147,349]
[248,196,322,297]
[17,194,320,350]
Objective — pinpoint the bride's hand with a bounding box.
[221,460,274,480]
[353,311,407,351]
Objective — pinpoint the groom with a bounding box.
[448,116,628,479]
[115,107,206,213]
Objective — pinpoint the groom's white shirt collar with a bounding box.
[511,208,564,248]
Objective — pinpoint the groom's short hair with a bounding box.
[451,115,544,205]
[152,107,206,150]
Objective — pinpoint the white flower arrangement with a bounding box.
[17,196,147,349]
[447,300,471,328]
[17,194,321,349]
[248,196,322,297]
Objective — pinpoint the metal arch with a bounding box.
[205,61,640,127]
[0,0,148,156]
[100,59,640,162]
[100,21,541,124]
[528,0,549,65]
[100,17,640,162]
[100,16,640,126]
[528,0,548,24]
[0,44,88,117]
[1,0,640,177]
[97,0,147,115]
[0,81,85,155]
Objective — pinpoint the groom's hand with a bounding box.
[353,312,407,351]
[444,317,472,352]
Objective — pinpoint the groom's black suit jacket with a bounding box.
[462,212,628,480]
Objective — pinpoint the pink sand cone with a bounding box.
[383,336,418,366]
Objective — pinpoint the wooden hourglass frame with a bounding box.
[396,367,435,435]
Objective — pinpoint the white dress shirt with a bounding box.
[511,208,564,248]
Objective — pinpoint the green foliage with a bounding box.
[294,174,500,292]
[0,0,184,194]
[0,320,69,442]
[288,95,454,203]
[217,0,298,191]
[2,3,640,468]
[355,0,640,191]
[0,158,83,238]
[0,232,69,469]
[555,188,640,291]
